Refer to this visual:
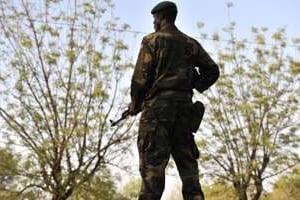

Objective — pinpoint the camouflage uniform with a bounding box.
[130,6,219,200]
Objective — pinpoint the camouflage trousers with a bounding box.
[137,99,204,200]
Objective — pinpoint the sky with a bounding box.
[112,0,300,58]
[113,0,300,37]
[110,1,300,199]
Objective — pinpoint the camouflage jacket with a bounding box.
[130,24,219,111]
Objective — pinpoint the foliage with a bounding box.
[0,0,134,199]
[265,165,300,200]
[203,180,237,200]
[70,168,126,200]
[120,177,141,200]
[0,147,42,200]
[197,22,300,200]
[0,148,18,199]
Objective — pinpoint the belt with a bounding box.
[149,90,192,100]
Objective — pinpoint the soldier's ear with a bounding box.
[154,13,163,21]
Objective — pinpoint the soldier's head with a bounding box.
[151,1,177,31]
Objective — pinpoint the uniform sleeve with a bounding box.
[193,43,220,93]
[130,38,155,112]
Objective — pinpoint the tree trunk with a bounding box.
[52,193,67,200]
[238,190,248,200]
[234,183,248,200]
[252,177,263,200]
[52,187,73,200]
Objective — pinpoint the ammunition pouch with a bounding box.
[190,101,205,132]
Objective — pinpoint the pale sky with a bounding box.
[113,0,300,38]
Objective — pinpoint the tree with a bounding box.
[120,177,141,200]
[197,22,300,200]
[0,147,18,199]
[202,180,237,200]
[70,168,126,200]
[0,0,135,199]
[266,165,300,200]
[0,147,40,200]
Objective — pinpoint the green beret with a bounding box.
[151,1,177,14]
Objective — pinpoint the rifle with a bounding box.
[110,110,130,127]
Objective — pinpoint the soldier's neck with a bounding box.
[159,21,177,32]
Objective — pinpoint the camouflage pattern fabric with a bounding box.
[130,24,219,112]
[138,99,204,200]
[131,23,219,200]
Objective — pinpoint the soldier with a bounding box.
[128,1,219,200]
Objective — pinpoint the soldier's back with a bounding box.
[143,26,200,103]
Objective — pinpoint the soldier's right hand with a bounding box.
[128,102,141,116]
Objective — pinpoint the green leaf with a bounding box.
[83,2,96,15]
[45,52,60,65]
[268,63,280,73]
[40,24,52,32]
[115,40,128,50]
[272,31,283,41]
[66,50,75,63]
[15,80,23,92]
[93,82,103,98]
[20,37,33,48]
[290,60,300,74]
[93,51,103,66]
[255,34,265,45]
